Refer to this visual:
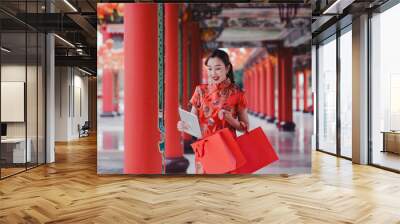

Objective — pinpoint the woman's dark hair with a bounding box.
[205,49,235,84]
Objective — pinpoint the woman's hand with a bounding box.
[177,120,190,132]
[218,109,233,121]
[218,108,248,132]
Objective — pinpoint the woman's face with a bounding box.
[206,57,229,84]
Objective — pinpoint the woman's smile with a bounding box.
[212,76,220,81]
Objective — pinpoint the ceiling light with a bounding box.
[323,0,341,14]
[1,47,11,53]
[63,0,78,12]
[323,0,355,15]
[78,67,93,76]
[54,34,75,48]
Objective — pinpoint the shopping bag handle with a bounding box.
[194,140,208,158]
[239,121,249,133]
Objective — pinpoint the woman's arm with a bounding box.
[237,108,249,131]
[220,107,249,131]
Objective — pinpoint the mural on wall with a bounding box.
[97,3,312,175]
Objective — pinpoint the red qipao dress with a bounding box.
[189,79,247,138]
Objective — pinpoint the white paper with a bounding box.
[178,108,202,139]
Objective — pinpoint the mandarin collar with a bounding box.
[208,78,231,92]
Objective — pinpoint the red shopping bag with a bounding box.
[191,128,246,174]
[231,127,279,174]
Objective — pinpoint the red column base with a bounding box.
[166,156,190,173]
[100,112,117,117]
[183,137,196,154]
[248,110,256,116]
[277,121,296,132]
[259,114,267,119]
[266,116,276,123]
[254,112,265,118]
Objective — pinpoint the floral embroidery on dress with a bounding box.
[189,79,247,137]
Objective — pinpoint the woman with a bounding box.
[177,49,249,173]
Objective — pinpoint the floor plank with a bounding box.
[0,135,399,223]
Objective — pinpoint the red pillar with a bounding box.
[101,68,114,116]
[253,67,257,113]
[257,62,264,116]
[103,132,112,150]
[246,70,251,112]
[103,131,117,150]
[100,24,116,117]
[189,23,195,92]
[265,58,275,122]
[190,22,201,89]
[303,68,309,113]
[254,64,260,115]
[253,67,257,114]
[244,69,250,109]
[124,3,162,174]
[250,68,255,113]
[258,63,264,116]
[243,71,248,105]
[261,58,268,119]
[259,61,266,118]
[277,47,295,131]
[181,17,194,153]
[247,70,251,111]
[247,69,252,112]
[248,70,251,112]
[113,72,120,114]
[165,4,189,173]
[295,71,300,111]
[182,21,189,109]
[277,56,284,127]
[255,63,260,115]
[196,24,202,86]
[199,45,204,84]
[261,60,268,119]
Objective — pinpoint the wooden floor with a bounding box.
[0,135,400,223]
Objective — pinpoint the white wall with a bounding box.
[46,3,55,164]
[1,82,25,122]
[74,73,89,131]
[55,66,69,141]
[312,45,316,150]
[1,65,35,138]
[1,65,26,131]
[1,63,46,164]
[54,67,89,141]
